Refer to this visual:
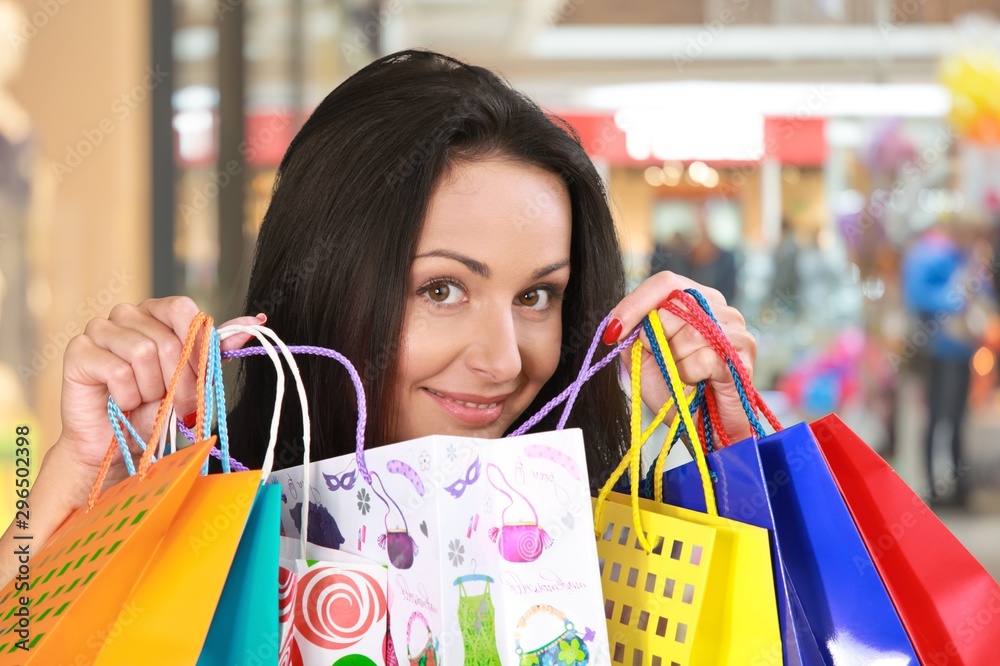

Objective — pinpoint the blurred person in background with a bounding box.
[677,204,738,304]
[902,217,986,508]
[769,218,801,315]
[648,230,691,278]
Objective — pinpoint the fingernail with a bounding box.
[255,313,267,323]
[603,317,623,345]
[181,411,197,429]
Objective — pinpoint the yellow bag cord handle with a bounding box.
[593,312,717,554]
[647,311,718,516]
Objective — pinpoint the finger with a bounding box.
[605,271,726,344]
[218,313,267,359]
[83,318,168,406]
[135,297,207,380]
[63,335,143,412]
[672,346,732,386]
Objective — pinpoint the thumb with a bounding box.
[218,313,268,360]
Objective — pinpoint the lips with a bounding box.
[422,388,510,427]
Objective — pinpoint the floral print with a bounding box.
[557,637,586,664]
[447,538,465,567]
[356,488,370,515]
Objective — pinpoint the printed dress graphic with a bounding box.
[487,463,553,563]
[454,572,502,665]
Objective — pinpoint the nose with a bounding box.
[465,304,522,383]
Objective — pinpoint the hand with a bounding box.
[53,297,263,513]
[604,272,757,443]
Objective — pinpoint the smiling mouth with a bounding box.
[425,388,500,409]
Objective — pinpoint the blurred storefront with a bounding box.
[2,0,1000,568]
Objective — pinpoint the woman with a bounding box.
[0,51,755,572]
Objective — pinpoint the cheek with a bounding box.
[522,318,563,385]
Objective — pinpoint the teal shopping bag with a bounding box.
[198,482,281,665]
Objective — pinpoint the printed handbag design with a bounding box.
[406,612,439,666]
[372,471,419,570]
[513,604,589,666]
[486,463,553,563]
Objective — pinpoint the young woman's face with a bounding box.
[392,158,572,442]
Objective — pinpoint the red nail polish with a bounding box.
[181,411,197,429]
[603,317,623,345]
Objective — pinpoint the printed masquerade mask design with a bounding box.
[445,456,482,499]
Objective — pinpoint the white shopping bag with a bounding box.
[272,429,610,665]
[278,536,390,664]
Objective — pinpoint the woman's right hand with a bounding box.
[54,296,263,512]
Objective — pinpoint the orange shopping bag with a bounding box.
[0,314,260,665]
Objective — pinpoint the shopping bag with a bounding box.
[0,314,259,665]
[654,289,919,664]
[278,535,390,665]
[199,483,281,666]
[268,349,610,663]
[812,414,1000,665]
[199,322,326,666]
[593,312,782,665]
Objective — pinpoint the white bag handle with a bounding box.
[218,324,313,559]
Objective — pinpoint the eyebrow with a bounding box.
[413,250,570,280]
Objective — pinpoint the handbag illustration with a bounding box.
[513,604,589,666]
[486,463,553,563]
[406,612,439,666]
[454,571,501,665]
[372,471,419,569]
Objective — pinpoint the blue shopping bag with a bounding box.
[661,436,825,666]
[198,482,281,666]
[655,288,918,665]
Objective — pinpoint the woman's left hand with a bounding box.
[604,271,757,443]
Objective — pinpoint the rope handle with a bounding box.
[644,313,716,513]
[509,325,641,437]
[87,313,213,509]
[661,289,783,435]
[593,312,716,553]
[106,328,230,474]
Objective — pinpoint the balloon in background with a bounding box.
[941,49,1000,144]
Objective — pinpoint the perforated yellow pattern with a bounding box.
[595,493,717,666]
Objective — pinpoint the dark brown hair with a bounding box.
[227,50,629,490]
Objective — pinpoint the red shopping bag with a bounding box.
[811,415,1000,666]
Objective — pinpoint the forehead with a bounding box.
[418,159,571,251]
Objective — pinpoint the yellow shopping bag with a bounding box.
[0,314,259,665]
[593,313,781,666]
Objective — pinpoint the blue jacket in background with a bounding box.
[901,230,977,361]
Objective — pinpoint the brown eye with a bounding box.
[428,283,451,302]
[519,290,540,307]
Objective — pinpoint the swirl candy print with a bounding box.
[279,567,298,625]
[294,566,388,650]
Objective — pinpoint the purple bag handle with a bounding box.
[219,345,371,483]
[509,315,640,437]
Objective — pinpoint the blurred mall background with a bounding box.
[0,0,998,576]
